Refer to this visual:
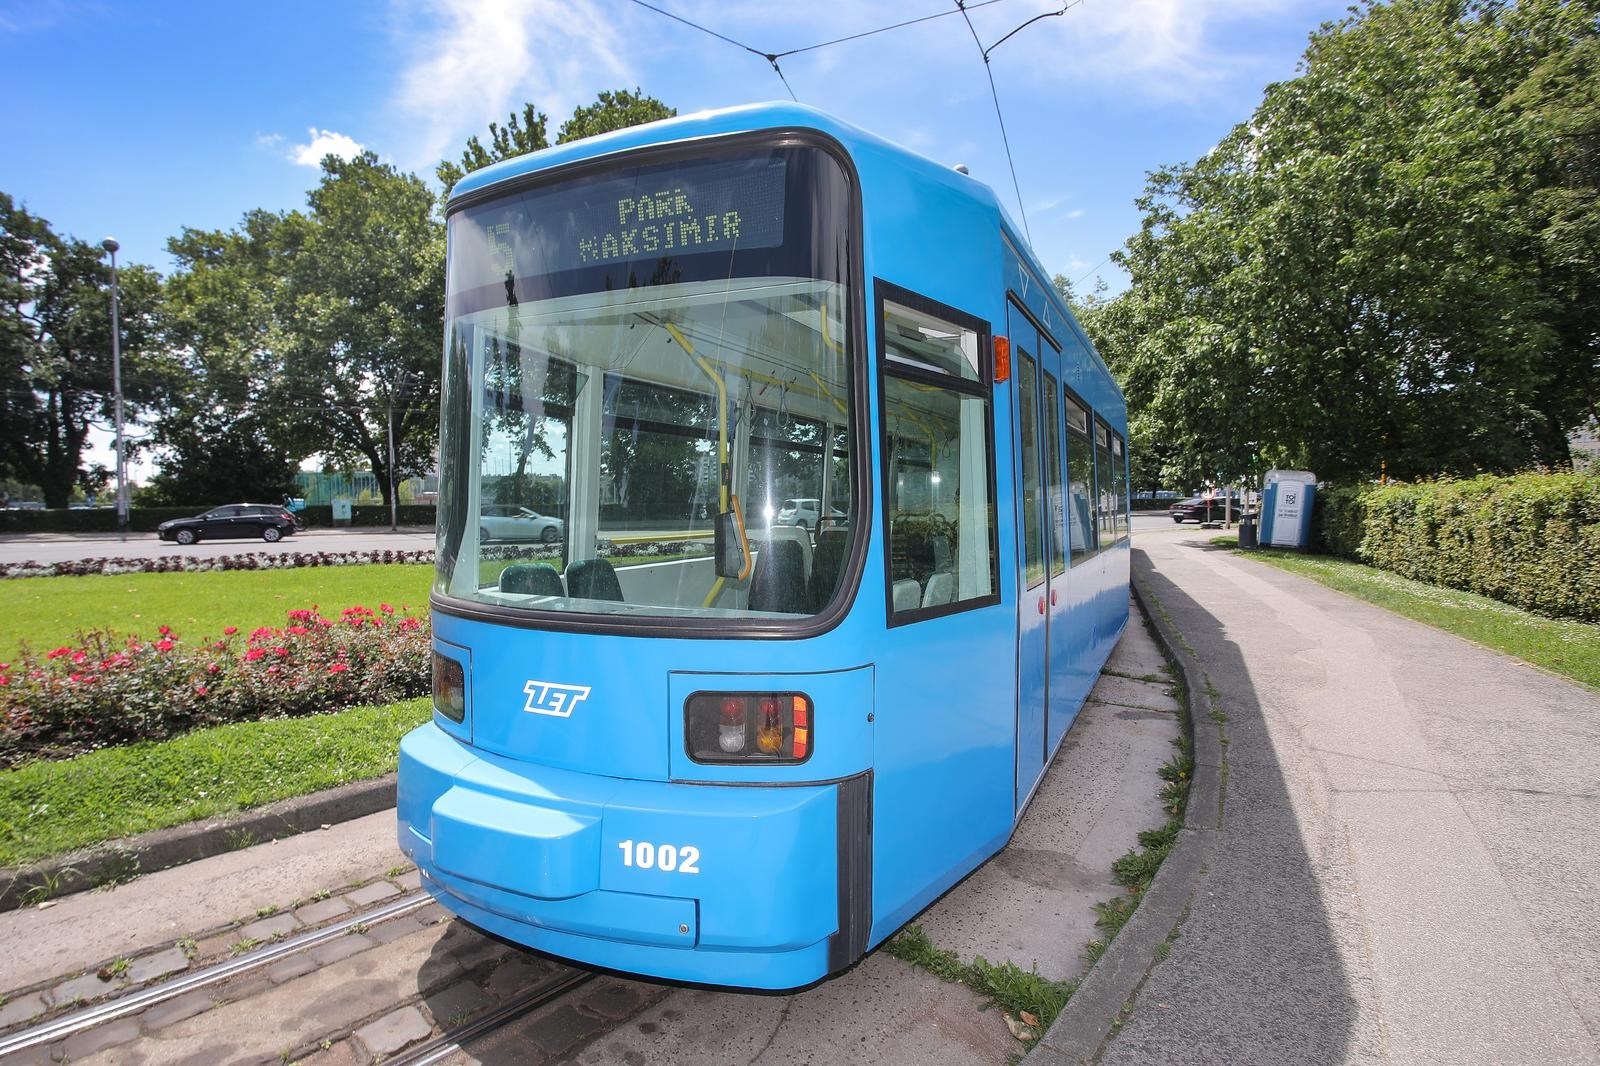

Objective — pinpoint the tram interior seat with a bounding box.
[499,562,564,597]
[889,512,957,611]
[921,570,956,608]
[749,538,808,613]
[892,578,922,613]
[566,557,624,601]
[808,528,848,611]
[756,524,813,579]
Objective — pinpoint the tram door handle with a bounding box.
[1037,596,1045,615]
[1050,589,1058,607]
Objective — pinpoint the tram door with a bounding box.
[1011,305,1064,809]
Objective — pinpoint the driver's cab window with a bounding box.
[879,285,998,622]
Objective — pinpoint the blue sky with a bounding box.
[3,0,1353,299]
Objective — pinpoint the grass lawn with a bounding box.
[0,564,434,653]
[1225,543,1600,692]
[0,698,431,867]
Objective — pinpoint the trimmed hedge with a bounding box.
[1317,473,1600,623]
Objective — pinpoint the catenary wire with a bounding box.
[770,0,1015,58]
[956,0,1032,244]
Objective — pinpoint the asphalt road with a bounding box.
[0,511,1207,569]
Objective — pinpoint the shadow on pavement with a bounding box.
[1099,548,1366,1065]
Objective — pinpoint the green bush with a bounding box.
[1316,473,1600,623]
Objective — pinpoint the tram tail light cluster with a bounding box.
[432,650,467,723]
[687,692,812,764]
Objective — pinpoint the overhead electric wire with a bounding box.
[624,0,1089,246]
[769,0,1014,59]
[954,0,1086,247]
[956,0,1032,245]
[625,0,1023,103]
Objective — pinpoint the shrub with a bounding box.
[0,549,435,580]
[0,605,430,767]
[1315,473,1600,623]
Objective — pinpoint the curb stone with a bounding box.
[1023,549,1223,1065]
[0,773,397,913]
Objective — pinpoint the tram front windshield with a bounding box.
[436,144,857,621]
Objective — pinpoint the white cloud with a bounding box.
[289,128,366,167]
[390,0,634,172]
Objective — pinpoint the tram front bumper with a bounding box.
[397,722,858,989]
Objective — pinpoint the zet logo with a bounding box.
[522,680,592,718]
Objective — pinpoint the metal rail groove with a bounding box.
[0,890,431,1058]
[390,969,598,1066]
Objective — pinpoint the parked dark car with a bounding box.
[1170,495,1243,523]
[157,504,299,545]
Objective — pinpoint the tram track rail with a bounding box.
[386,968,598,1066]
[0,890,432,1060]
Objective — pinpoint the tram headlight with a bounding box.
[432,650,467,723]
[687,692,812,764]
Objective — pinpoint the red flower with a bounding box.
[194,685,209,696]
[273,646,289,657]
[328,662,350,674]
[71,651,88,664]
[286,625,309,636]
[158,625,172,636]
[398,617,422,631]
[245,648,266,661]
[46,647,71,660]
[155,639,176,652]
[206,663,221,674]
[223,626,238,636]
[379,603,394,615]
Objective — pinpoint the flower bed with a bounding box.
[0,604,430,767]
[0,549,436,580]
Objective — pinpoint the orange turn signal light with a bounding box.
[993,335,1011,383]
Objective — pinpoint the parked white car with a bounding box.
[775,498,846,533]
[479,506,564,544]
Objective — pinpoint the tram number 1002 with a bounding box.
[617,839,701,874]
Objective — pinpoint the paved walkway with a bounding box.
[1101,526,1600,1065]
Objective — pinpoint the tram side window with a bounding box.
[1094,419,1116,550]
[1017,353,1044,589]
[881,294,997,621]
[1064,394,1095,562]
[1043,373,1065,577]
[1112,432,1129,542]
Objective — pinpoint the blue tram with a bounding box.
[397,103,1131,990]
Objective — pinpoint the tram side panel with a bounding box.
[851,145,1023,943]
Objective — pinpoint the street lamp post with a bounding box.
[102,238,127,539]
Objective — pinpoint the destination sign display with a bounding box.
[452,154,789,291]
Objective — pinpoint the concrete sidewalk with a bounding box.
[1096,526,1600,1065]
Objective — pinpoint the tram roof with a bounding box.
[448,101,1012,230]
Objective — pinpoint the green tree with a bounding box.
[436,89,676,192]
[0,193,165,507]
[557,88,676,144]
[1099,0,1600,486]
[277,152,445,507]
[153,210,308,504]
[435,103,551,192]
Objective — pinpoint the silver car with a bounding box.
[479,506,564,544]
